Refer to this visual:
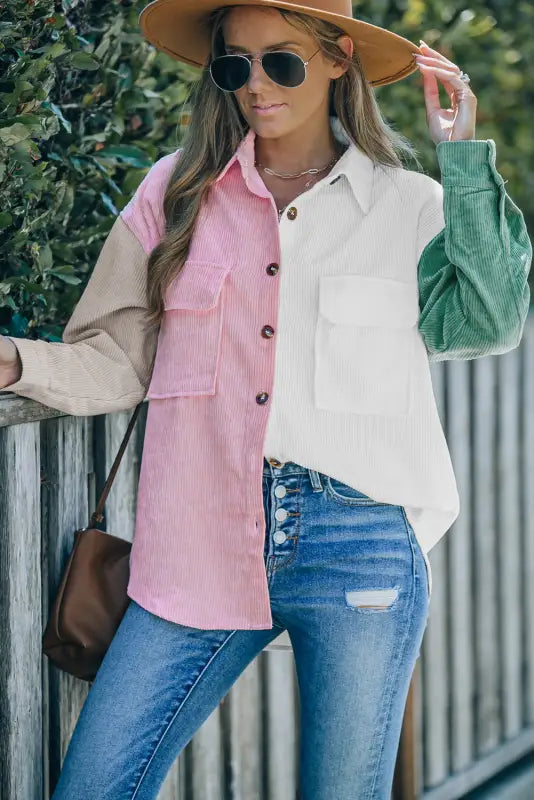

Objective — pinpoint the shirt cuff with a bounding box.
[436,139,504,188]
[0,336,51,394]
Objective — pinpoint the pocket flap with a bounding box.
[163,261,232,311]
[319,274,419,328]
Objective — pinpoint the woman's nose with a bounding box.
[247,57,271,91]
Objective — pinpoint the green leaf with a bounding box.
[100,192,118,215]
[24,282,46,293]
[32,243,53,271]
[47,41,68,59]
[49,265,75,274]
[32,41,67,58]
[12,138,41,162]
[0,123,31,146]
[70,53,100,71]
[45,102,72,134]
[10,313,29,337]
[95,144,152,167]
[52,273,82,285]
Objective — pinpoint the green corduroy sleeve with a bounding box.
[416,138,532,362]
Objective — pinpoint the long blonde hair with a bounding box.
[144,6,420,329]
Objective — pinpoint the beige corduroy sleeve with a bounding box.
[1,216,159,416]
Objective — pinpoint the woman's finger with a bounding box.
[417,63,461,82]
[417,63,476,103]
[419,41,459,72]
[419,67,442,118]
[416,54,461,75]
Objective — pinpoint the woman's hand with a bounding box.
[0,335,22,389]
[414,40,477,144]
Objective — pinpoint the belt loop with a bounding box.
[308,468,323,492]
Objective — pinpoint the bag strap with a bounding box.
[87,402,144,529]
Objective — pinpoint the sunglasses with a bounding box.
[209,47,322,92]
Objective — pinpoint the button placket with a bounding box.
[269,473,301,555]
[272,494,291,549]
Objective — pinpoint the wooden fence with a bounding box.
[2,311,534,799]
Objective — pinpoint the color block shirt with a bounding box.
[3,116,531,627]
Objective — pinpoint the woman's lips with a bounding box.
[252,103,286,115]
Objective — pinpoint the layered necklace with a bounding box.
[254,142,347,218]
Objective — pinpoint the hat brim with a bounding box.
[139,0,421,87]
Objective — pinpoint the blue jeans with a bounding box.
[51,458,430,800]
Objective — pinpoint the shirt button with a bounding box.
[261,325,275,339]
[273,531,287,544]
[287,206,297,220]
[267,263,279,275]
[256,392,269,404]
[274,485,286,498]
[275,508,288,521]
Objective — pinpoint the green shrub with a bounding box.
[0,0,196,340]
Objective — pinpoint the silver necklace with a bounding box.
[255,154,338,179]
[254,148,343,217]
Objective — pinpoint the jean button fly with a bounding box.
[275,508,288,521]
[273,531,287,544]
[274,485,287,498]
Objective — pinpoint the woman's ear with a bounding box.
[331,34,354,76]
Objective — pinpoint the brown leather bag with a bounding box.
[42,402,143,683]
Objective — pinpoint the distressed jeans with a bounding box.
[51,458,431,800]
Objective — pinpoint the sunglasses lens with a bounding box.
[210,55,249,91]
[263,52,305,87]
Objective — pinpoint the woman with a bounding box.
[0,1,531,798]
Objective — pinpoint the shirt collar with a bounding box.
[213,115,375,215]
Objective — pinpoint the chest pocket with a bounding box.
[146,260,232,399]
[314,274,419,417]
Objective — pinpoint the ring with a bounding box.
[459,70,470,84]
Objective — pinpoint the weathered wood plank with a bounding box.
[472,356,501,755]
[159,755,186,800]
[189,706,224,799]
[447,360,474,771]
[497,349,523,740]
[41,415,92,788]
[0,421,43,800]
[263,649,298,800]
[421,725,534,800]
[0,392,67,428]
[522,325,534,726]
[224,657,263,800]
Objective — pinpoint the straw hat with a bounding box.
[138,0,422,87]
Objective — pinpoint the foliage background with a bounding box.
[0,0,532,341]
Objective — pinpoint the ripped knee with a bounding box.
[344,587,400,613]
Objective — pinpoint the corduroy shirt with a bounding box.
[3,116,531,627]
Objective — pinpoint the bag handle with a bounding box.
[86,402,144,529]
